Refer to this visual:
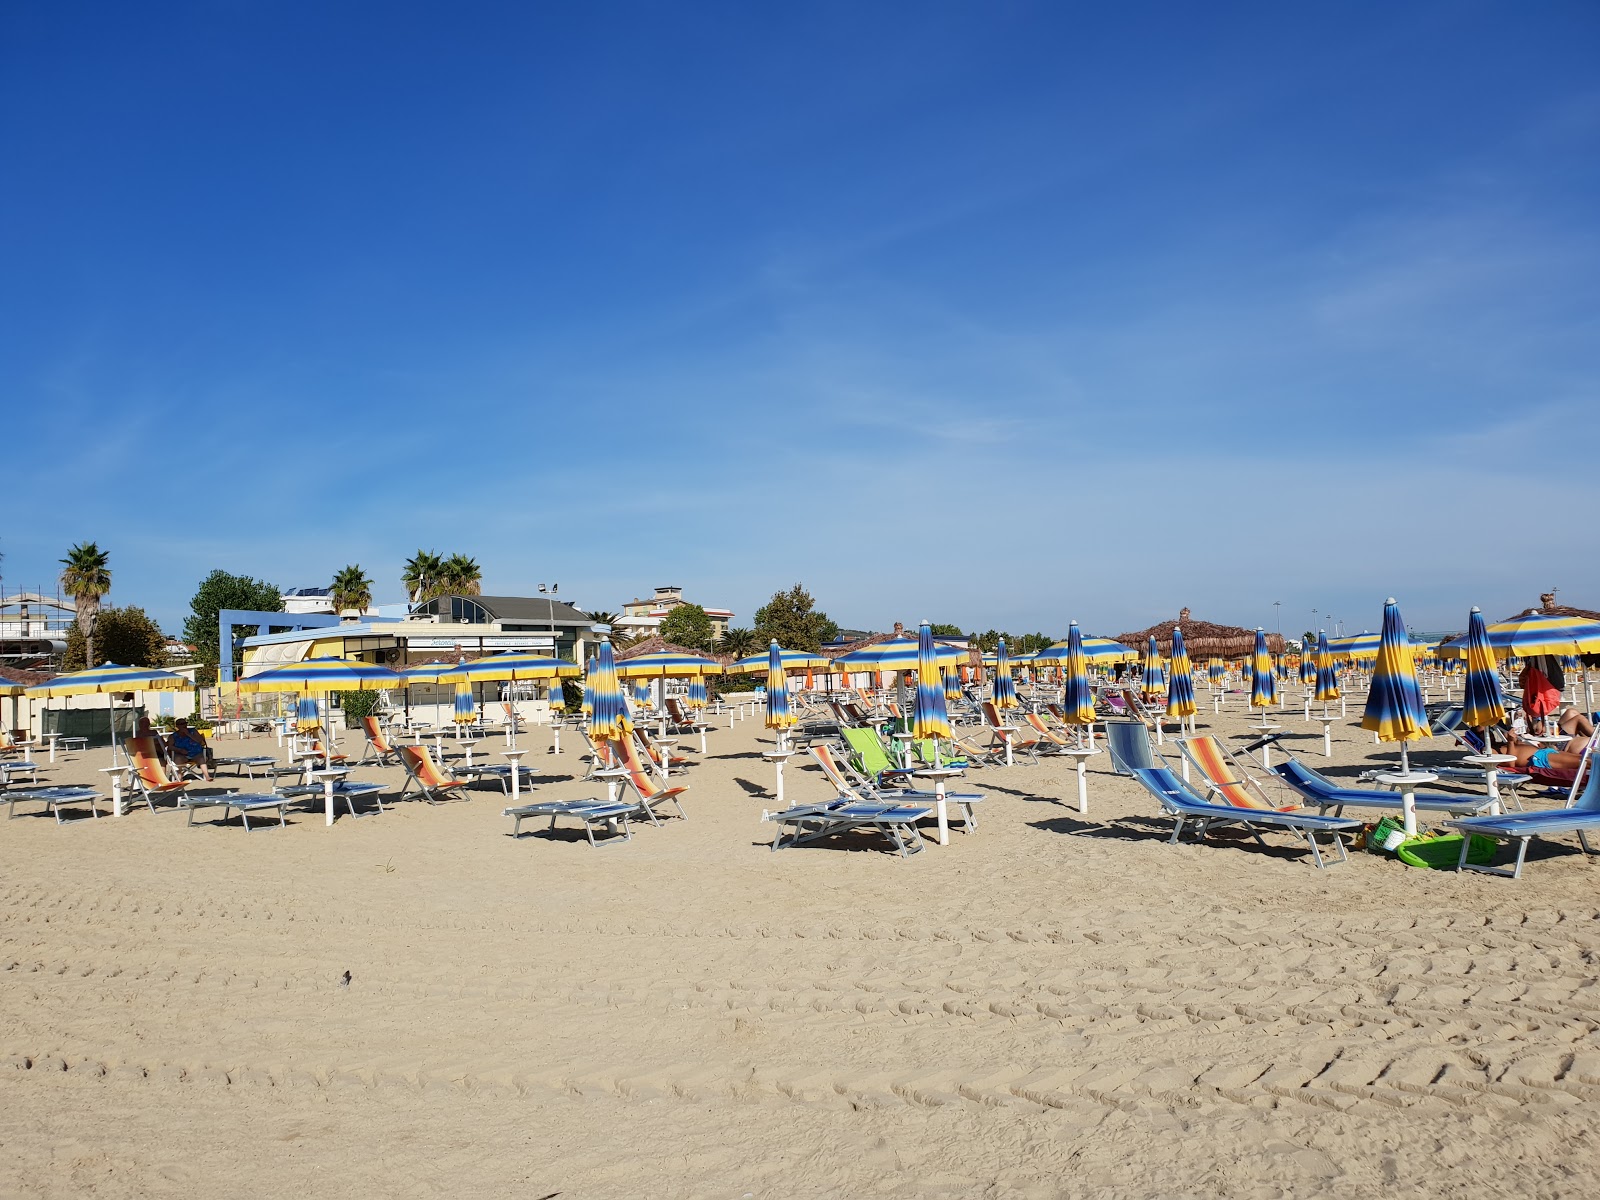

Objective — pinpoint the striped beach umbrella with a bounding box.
[1141,636,1166,700]
[943,668,961,701]
[548,678,567,712]
[838,635,963,674]
[586,639,630,742]
[764,639,796,736]
[1208,658,1225,687]
[1361,598,1430,747]
[295,695,321,731]
[992,637,1019,711]
[912,622,952,744]
[1437,610,1600,660]
[1299,649,1317,687]
[1249,630,1277,710]
[727,648,829,675]
[434,653,581,685]
[1314,631,1340,703]
[686,677,707,711]
[453,678,477,724]
[1330,632,1381,661]
[1059,623,1096,745]
[581,655,596,717]
[1166,627,1196,722]
[237,656,402,770]
[26,663,193,763]
[1461,607,1507,733]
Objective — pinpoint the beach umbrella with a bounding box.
[548,679,567,711]
[585,639,631,743]
[992,638,1019,711]
[686,677,707,711]
[1249,629,1277,712]
[1361,599,1432,835]
[912,622,952,745]
[764,640,797,741]
[837,635,964,675]
[727,647,830,675]
[1330,632,1381,661]
[1208,658,1225,687]
[1141,636,1166,700]
[943,667,962,701]
[1166,627,1196,726]
[1059,622,1096,739]
[1461,607,1507,734]
[1300,649,1317,687]
[26,662,192,765]
[1314,631,1340,705]
[452,679,477,725]
[295,695,320,731]
[581,655,596,717]
[1437,610,1600,660]
[427,651,580,746]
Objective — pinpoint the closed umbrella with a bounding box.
[1059,623,1096,740]
[912,621,951,747]
[453,679,477,725]
[1249,629,1277,718]
[1141,636,1166,702]
[992,638,1018,711]
[1461,607,1507,734]
[1166,627,1196,731]
[586,640,631,743]
[686,678,707,712]
[1314,631,1341,711]
[764,639,797,745]
[1361,598,1432,834]
[295,695,321,732]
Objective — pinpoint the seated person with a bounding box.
[168,719,214,781]
[1556,704,1595,739]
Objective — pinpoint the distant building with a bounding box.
[618,586,734,641]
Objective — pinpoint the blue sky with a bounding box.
[3,2,1597,642]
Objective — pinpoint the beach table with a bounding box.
[1463,754,1516,817]
[911,767,960,846]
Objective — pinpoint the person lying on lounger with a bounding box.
[1495,732,1586,775]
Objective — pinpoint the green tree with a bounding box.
[753,583,838,653]
[331,564,373,613]
[718,626,758,659]
[59,541,112,667]
[183,570,282,685]
[403,550,444,603]
[440,553,482,596]
[929,623,964,637]
[659,603,714,652]
[63,605,165,671]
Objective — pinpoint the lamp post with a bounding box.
[1273,600,1281,636]
[537,584,559,656]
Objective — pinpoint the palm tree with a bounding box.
[330,564,373,614]
[59,541,112,666]
[440,553,482,596]
[718,626,757,659]
[584,610,633,648]
[402,550,444,604]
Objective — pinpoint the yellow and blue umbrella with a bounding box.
[943,667,961,701]
[765,639,796,734]
[1461,606,1507,733]
[585,640,630,742]
[1249,630,1277,710]
[1141,636,1166,700]
[992,637,1018,710]
[453,679,477,724]
[1437,610,1600,660]
[237,656,402,768]
[433,652,580,685]
[912,622,951,743]
[26,662,193,763]
[838,635,963,674]
[295,695,321,731]
[1330,632,1381,661]
[1208,658,1225,687]
[686,677,707,711]
[1299,649,1317,687]
[1036,635,1137,665]
[581,655,596,717]
[728,648,829,675]
[1361,598,1430,747]
[548,679,567,712]
[1166,627,1196,721]
[1059,623,1095,743]
[1314,631,1340,703]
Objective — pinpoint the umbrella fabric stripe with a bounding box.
[912,623,952,741]
[433,653,579,683]
[765,642,796,730]
[1060,623,1095,725]
[1166,628,1196,719]
[236,657,401,693]
[729,648,830,675]
[1462,607,1507,731]
[1249,631,1277,709]
[993,638,1018,711]
[835,637,964,672]
[1315,632,1340,702]
[586,641,631,741]
[1361,599,1431,742]
[613,652,723,678]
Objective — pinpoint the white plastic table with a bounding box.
[310,767,350,827]
[762,749,796,807]
[99,764,134,817]
[1463,754,1516,817]
[1057,747,1100,814]
[501,749,528,802]
[1376,770,1437,837]
[911,767,960,846]
[1317,715,1337,758]
[890,732,916,769]
[1250,723,1281,768]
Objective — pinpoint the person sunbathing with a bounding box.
[1556,705,1595,739]
[1497,732,1585,774]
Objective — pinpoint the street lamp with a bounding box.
[537,584,559,656]
[1273,600,1281,635]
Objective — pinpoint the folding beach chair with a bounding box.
[633,727,691,775]
[124,736,192,812]
[1104,719,1157,776]
[979,700,1041,765]
[1444,740,1600,879]
[813,742,984,833]
[609,736,689,824]
[1023,713,1083,754]
[1131,766,1362,869]
[839,725,918,787]
[503,796,638,847]
[1176,735,1294,811]
[357,716,401,766]
[397,744,469,804]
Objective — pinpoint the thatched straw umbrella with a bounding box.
[1115,608,1286,660]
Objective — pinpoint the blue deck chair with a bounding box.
[762,798,932,857]
[1131,766,1362,869]
[1104,719,1156,776]
[1269,757,1495,817]
[1444,741,1600,880]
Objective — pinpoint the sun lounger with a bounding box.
[1443,742,1600,879]
[125,736,192,811]
[979,700,1040,765]
[839,726,919,786]
[609,736,689,824]
[1177,735,1296,810]
[1104,719,1156,776]
[1131,766,1361,869]
[4,785,104,824]
[211,753,278,779]
[1268,756,1495,817]
[0,757,39,784]
[178,792,291,832]
[763,798,932,857]
[357,716,401,766]
[270,762,387,818]
[813,743,984,833]
[503,798,637,847]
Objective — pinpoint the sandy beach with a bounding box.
[3,699,1598,1198]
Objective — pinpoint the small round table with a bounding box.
[1463,754,1517,817]
[309,767,350,827]
[501,749,528,802]
[1057,747,1100,814]
[98,764,135,818]
[912,767,961,846]
[1376,770,1437,837]
[762,749,796,808]
[654,737,678,781]
[1317,716,1337,758]
[1249,723,1281,768]
[890,732,916,769]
